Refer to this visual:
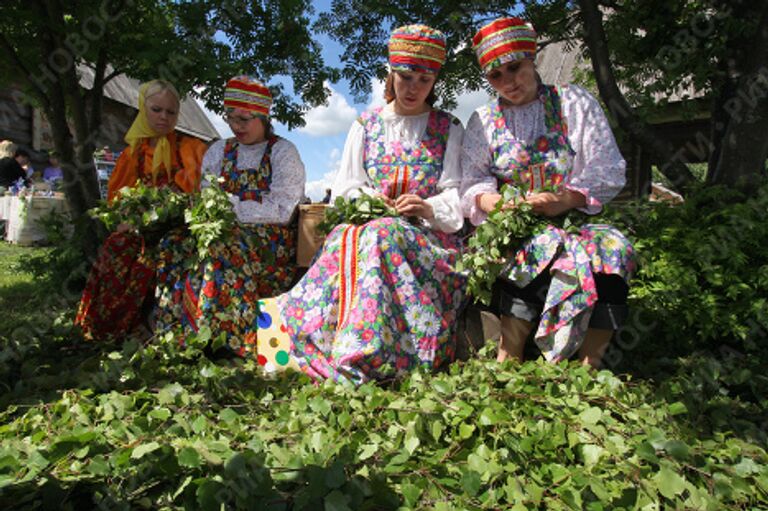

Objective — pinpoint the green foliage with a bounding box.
[89,183,190,240]
[608,184,768,354]
[0,326,766,509]
[89,179,236,257]
[458,185,577,305]
[317,192,399,235]
[183,180,237,260]
[4,185,768,509]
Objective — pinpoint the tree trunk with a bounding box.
[577,0,698,195]
[709,4,768,192]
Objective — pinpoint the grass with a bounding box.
[0,244,56,336]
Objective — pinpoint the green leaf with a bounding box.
[461,470,482,496]
[219,408,239,424]
[325,461,346,489]
[196,479,226,511]
[131,442,161,459]
[579,407,602,425]
[177,447,202,468]
[653,465,687,499]
[582,444,604,466]
[358,444,378,461]
[404,434,420,455]
[324,490,352,511]
[459,423,475,440]
[148,407,172,422]
[667,402,688,416]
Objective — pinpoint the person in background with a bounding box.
[274,24,466,384]
[15,149,34,180]
[154,76,305,357]
[75,79,207,341]
[0,141,28,188]
[460,17,636,368]
[42,151,63,183]
[321,188,332,204]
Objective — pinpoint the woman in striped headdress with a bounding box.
[460,17,636,368]
[154,76,306,356]
[270,24,467,384]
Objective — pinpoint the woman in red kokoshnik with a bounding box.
[154,76,305,356]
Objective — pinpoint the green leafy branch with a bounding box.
[88,177,235,258]
[317,192,399,235]
[184,179,237,261]
[458,184,577,305]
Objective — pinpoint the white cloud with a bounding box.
[450,88,492,125]
[367,79,387,110]
[305,147,341,201]
[194,97,232,139]
[298,83,357,137]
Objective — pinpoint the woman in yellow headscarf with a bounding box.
[76,79,207,341]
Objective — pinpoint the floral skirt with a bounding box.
[75,231,155,340]
[277,217,466,384]
[155,224,296,355]
[504,223,636,361]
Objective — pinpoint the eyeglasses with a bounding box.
[224,113,260,126]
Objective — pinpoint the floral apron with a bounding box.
[155,137,296,355]
[480,86,636,361]
[75,140,184,340]
[276,108,466,384]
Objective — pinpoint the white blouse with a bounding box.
[460,84,626,226]
[202,137,306,226]
[332,102,465,234]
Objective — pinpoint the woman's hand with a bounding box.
[476,193,503,213]
[525,190,586,217]
[374,193,395,208]
[395,194,434,219]
[116,222,134,233]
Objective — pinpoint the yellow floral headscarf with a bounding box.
[124,80,178,184]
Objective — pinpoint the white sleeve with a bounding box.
[459,111,498,226]
[423,119,465,233]
[200,139,226,188]
[235,139,306,225]
[331,120,378,200]
[562,85,626,214]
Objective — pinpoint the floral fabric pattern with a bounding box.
[220,136,278,201]
[277,107,466,384]
[479,86,636,361]
[76,139,191,341]
[75,232,155,340]
[154,138,297,354]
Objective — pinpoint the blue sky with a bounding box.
[200,1,491,201]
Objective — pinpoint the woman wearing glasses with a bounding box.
[155,76,305,356]
[76,79,206,341]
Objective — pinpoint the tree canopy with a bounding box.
[0,0,337,243]
[316,0,768,194]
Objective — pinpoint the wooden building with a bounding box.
[0,68,220,168]
[535,41,711,198]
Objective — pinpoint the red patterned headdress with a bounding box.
[388,24,447,74]
[224,75,272,117]
[472,17,537,73]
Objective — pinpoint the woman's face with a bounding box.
[225,108,267,145]
[144,90,179,136]
[485,59,539,106]
[393,71,436,114]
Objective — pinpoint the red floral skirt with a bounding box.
[75,232,155,340]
